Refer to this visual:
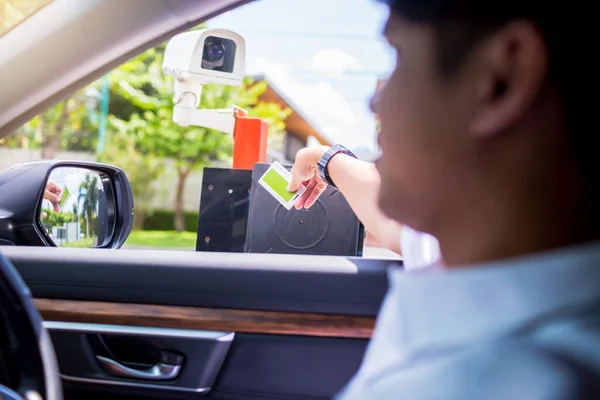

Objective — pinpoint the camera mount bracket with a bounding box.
[171,72,246,135]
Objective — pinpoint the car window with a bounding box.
[0,0,54,37]
[0,0,397,258]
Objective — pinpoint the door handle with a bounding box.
[96,350,184,381]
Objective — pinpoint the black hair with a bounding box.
[380,0,596,189]
[380,1,570,76]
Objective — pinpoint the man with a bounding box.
[288,146,441,269]
[319,0,598,398]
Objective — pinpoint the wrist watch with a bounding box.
[317,144,357,189]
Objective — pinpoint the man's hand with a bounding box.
[287,146,329,209]
[44,179,62,212]
[287,144,403,254]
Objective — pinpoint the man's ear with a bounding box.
[469,20,549,138]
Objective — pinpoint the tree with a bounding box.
[110,44,291,232]
[3,88,98,157]
[72,203,79,222]
[78,174,99,237]
[23,92,94,158]
[99,120,166,229]
[40,210,74,231]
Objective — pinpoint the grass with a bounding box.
[60,237,95,248]
[125,230,196,249]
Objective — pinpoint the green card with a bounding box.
[262,167,295,202]
[258,161,307,210]
[59,186,70,209]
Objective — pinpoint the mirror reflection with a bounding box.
[39,167,115,248]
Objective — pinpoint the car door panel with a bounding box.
[50,326,369,400]
[208,333,368,400]
[5,247,389,316]
[46,321,233,399]
[3,246,394,399]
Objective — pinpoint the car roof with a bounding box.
[0,0,249,139]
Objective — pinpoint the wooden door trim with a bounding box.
[35,298,375,339]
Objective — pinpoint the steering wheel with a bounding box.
[0,252,62,400]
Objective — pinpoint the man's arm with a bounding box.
[289,147,403,254]
[327,153,403,254]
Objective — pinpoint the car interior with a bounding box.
[0,1,393,399]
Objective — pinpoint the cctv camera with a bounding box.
[162,28,246,87]
[162,28,248,131]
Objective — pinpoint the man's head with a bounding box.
[373,0,595,264]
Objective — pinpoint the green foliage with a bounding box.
[108,43,290,171]
[40,210,74,230]
[98,122,166,229]
[5,28,292,232]
[77,173,99,236]
[142,209,199,232]
[2,87,98,155]
[79,216,98,238]
[23,92,97,156]
[60,237,95,248]
[126,230,197,249]
[107,39,290,231]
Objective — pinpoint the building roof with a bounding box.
[249,73,331,146]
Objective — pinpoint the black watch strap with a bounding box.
[317,144,357,189]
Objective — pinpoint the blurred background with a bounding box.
[0,0,394,251]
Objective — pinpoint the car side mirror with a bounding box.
[0,160,134,248]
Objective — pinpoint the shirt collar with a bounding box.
[389,241,600,355]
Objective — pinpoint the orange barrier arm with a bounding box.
[232,107,268,170]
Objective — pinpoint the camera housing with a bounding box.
[163,28,246,86]
[162,28,247,131]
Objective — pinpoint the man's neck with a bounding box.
[437,166,600,268]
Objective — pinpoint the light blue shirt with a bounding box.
[400,225,441,270]
[336,241,600,399]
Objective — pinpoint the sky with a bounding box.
[208,0,394,154]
